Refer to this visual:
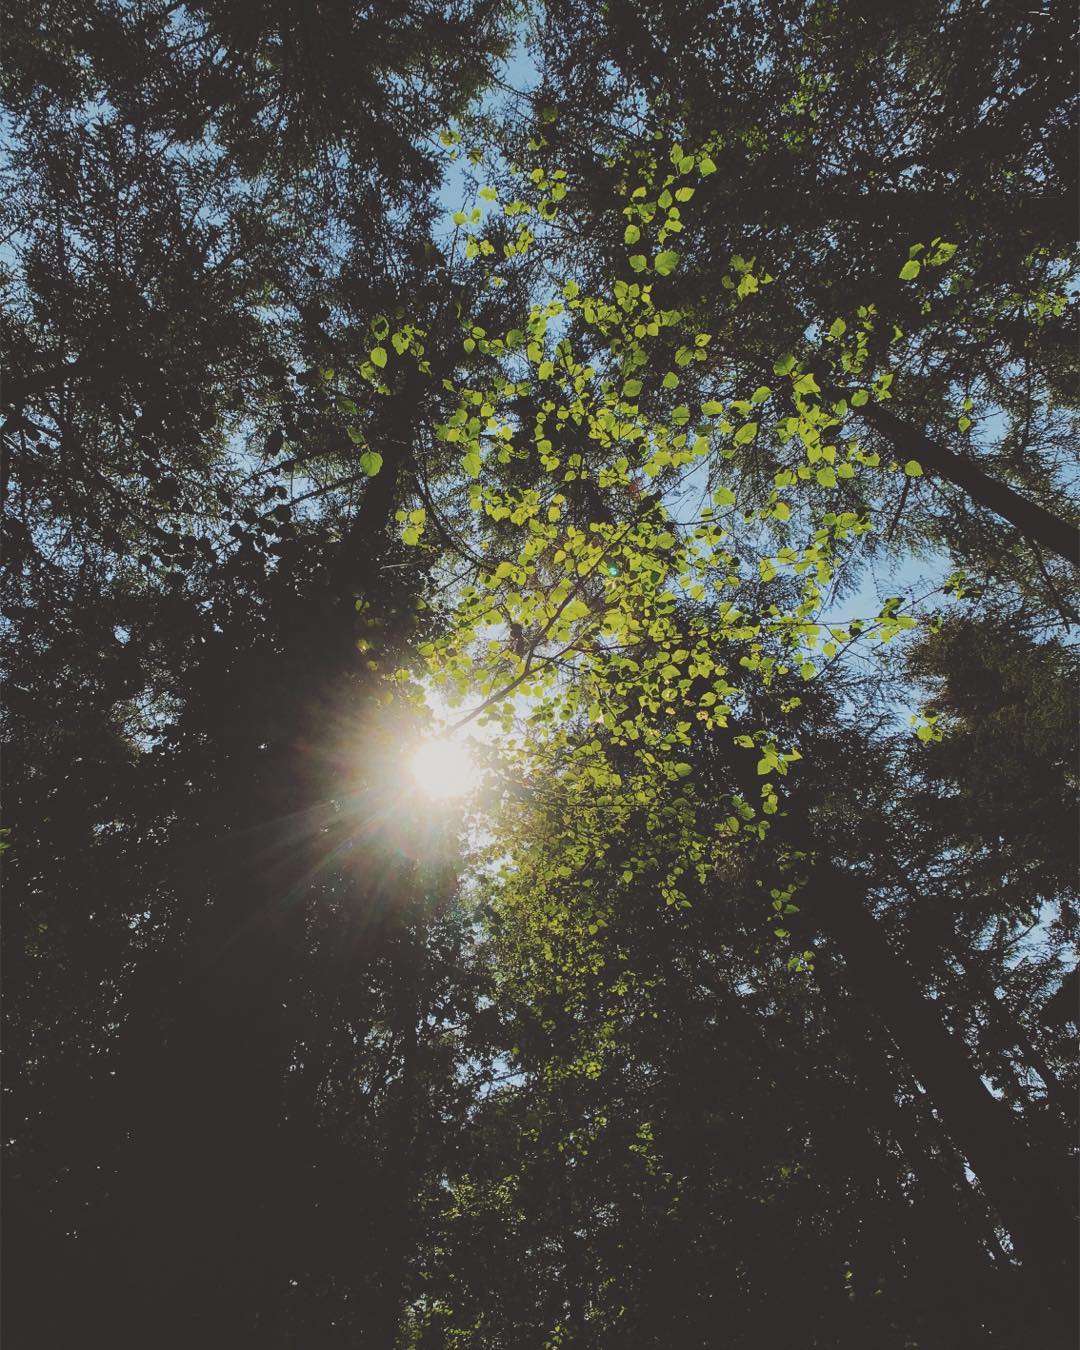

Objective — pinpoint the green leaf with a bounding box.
[402,527,420,546]
[702,400,724,416]
[628,254,647,272]
[359,450,383,476]
[624,224,641,245]
[699,155,717,175]
[623,379,643,398]
[904,460,923,477]
[370,346,387,368]
[734,421,758,445]
[773,353,796,376]
[654,250,680,276]
[816,467,837,488]
[850,389,869,407]
[463,451,482,478]
[899,259,921,281]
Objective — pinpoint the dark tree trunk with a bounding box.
[87,390,425,1344]
[860,402,1080,565]
[809,865,1077,1345]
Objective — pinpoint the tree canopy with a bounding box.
[2,3,1077,1347]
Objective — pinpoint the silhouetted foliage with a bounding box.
[2,5,1075,1348]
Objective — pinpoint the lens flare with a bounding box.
[409,738,478,799]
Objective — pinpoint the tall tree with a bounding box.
[495,1,1079,584]
[2,2,519,1343]
[405,611,1074,1346]
[390,11,1078,1335]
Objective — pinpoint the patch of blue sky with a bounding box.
[432,30,540,242]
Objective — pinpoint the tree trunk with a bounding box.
[860,402,1080,565]
[94,384,423,1343]
[809,864,1077,1343]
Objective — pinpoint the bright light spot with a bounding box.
[410,738,478,800]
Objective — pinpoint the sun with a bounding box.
[409,738,478,800]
